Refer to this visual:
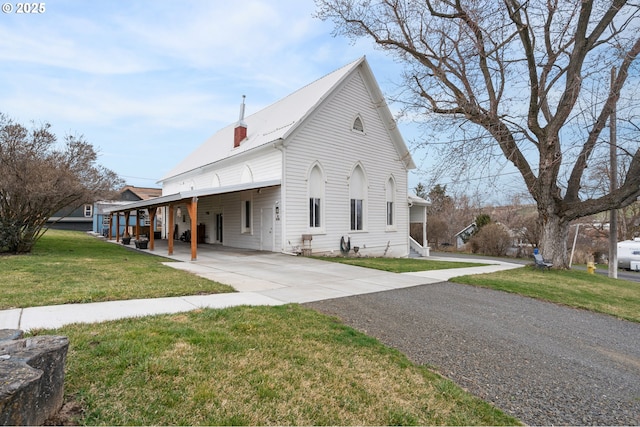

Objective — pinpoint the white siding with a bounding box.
[162,149,281,195]
[158,60,413,256]
[284,70,410,256]
[168,186,282,251]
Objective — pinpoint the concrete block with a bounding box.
[0,330,23,342]
[0,334,69,426]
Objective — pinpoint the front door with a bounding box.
[261,208,273,251]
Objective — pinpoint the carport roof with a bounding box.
[108,179,281,213]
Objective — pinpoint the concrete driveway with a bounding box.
[1,241,522,330]
[158,242,521,303]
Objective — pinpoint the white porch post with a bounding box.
[423,205,429,256]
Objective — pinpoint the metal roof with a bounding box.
[108,179,281,213]
[159,57,415,183]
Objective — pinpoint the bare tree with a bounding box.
[425,184,454,246]
[0,113,123,253]
[317,0,640,268]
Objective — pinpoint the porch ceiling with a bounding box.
[108,179,281,213]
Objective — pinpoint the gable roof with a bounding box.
[160,57,415,182]
[119,186,162,200]
[455,222,478,237]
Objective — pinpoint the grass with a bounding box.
[11,231,635,424]
[451,266,640,323]
[0,229,234,309]
[40,305,520,426]
[316,256,488,273]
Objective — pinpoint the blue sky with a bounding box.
[1,0,435,191]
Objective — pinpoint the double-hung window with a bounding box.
[349,165,366,231]
[308,164,324,230]
[386,177,395,229]
[350,198,363,230]
[309,198,321,228]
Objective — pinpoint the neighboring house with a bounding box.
[47,203,96,231]
[110,57,426,260]
[93,186,162,237]
[455,222,478,249]
[118,186,162,202]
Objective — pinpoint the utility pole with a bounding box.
[609,67,618,279]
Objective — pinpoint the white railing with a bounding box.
[409,236,430,257]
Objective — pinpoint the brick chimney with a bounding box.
[234,95,247,148]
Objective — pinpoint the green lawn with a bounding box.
[9,230,519,425]
[451,267,640,323]
[316,255,488,272]
[0,230,233,309]
[44,305,519,426]
[15,231,639,424]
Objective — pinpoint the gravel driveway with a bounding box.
[305,282,640,426]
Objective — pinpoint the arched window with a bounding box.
[386,176,396,228]
[240,165,253,184]
[308,163,324,229]
[349,164,366,231]
[352,115,365,133]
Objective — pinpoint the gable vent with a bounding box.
[352,115,364,133]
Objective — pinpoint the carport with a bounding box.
[107,180,280,261]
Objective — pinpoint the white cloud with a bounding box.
[0,0,414,186]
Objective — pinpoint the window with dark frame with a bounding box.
[309,197,321,228]
[350,198,363,231]
[386,177,395,228]
[244,200,251,229]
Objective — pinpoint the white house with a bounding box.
[109,57,428,260]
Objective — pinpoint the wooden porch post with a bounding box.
[135,210,141,240]
[108,213,113,240]
[168,204,174,256]
[116,213,121,241]
[185,197,198,261]
[124,211,131,237]
[148,207,157,251]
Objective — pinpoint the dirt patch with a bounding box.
[44,401,84,426]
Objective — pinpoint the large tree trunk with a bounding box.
[317,0,640,270]
[538,208,570,269]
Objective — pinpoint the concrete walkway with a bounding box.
[1,241,522,331]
